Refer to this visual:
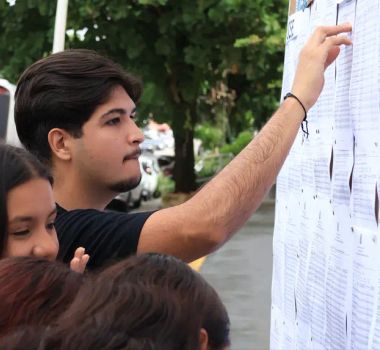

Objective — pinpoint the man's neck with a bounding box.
[53,170,114,211]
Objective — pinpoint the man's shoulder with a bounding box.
[55,204,156,268]
[56,204,154,227]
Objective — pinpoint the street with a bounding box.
[201,201,274,350]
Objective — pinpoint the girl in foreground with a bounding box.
[0,143,88,271]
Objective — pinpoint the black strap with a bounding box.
[284,92,309,138]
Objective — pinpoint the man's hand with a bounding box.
[70,247,90,273]
[292,23,352,111]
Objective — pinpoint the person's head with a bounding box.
[1,325,158,350]
[0,257,84,338]
[46,279,198,350]
[15,49,144,195]
[0,144,58,260]
[101,253,231,350]
[0,326,46,350]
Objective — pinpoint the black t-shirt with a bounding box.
[55,204,154,269]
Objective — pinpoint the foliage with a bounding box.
[195,153,233,180]
[194,123,224,151]
[0,0,289,192]
[220,130,253,156]
[157,173,175,195]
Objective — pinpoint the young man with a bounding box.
[15,24,352,269]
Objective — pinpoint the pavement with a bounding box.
[200,201,274,350]
[134,197,275,350]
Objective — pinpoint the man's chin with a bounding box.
[108,176,142,193]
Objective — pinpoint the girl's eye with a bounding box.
[46,222,56,231]
[105,117,120,126]
[12,230,30,237]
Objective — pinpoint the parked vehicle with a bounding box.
[139,152,160,199]
[0,79,20,146]
[157,155,174,177]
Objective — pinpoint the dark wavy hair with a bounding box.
[45,279,198,350]
[101,253,230,349]
[0,144,52,256]
[0,257,84,339]
[43,253,229,350]
[15,49,142,164]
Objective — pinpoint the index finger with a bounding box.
[311,23,352,44]
[74,247,85,258]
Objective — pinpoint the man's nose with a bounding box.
[128,121,144,144]
[32,231,59,261]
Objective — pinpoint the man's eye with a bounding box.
[12,230,30,237]
[105,117,120,126]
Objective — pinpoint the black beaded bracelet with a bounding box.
[284,92,309,138]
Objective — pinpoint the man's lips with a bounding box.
[123,149,141,162]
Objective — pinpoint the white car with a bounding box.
[0,79,21,146]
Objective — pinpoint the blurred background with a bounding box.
[1,0,288,207]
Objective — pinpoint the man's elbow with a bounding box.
[188,225,229,258]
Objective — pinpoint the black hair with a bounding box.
[44,253,230,349]
[0,257,84,338]
[101,253,231,349]
[0,144,52,255]
[15,49,142,164]
[45,280,199,350]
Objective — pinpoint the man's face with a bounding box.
[71,85,144,194]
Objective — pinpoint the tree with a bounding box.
[0,0,288,192]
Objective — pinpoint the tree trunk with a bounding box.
[173,125,196,193]
[172,103,197,193]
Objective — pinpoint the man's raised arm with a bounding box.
[138,24,352,262]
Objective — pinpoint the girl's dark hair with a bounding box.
[1,325,162,350]
[15,49,142,164]
[0,326,47,350]
[45,280,199,350]
[0,144,52,255]
[45,253,229,350]
[0,257,84,339]
[101,253,230,350]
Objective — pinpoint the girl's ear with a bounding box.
[199,328,209,350]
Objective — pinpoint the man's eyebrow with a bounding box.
[101,107,137,119]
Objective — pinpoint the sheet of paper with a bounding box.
[283,196,302,324]
[325,205,353,349]
[349,0,380,146]
[331,147,353,206]
[350,151,379,231]
[350,227,380,349]
[310,0,337,28]
[334,0,356,146]
[294,192,319,333]
[281,9,311,100]
[272,199,287,310]
[305,201,334,348]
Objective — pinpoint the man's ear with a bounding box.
[199,328,209,350]
[48,128,74,161]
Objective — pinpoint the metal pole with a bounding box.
[52,0,69,53]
